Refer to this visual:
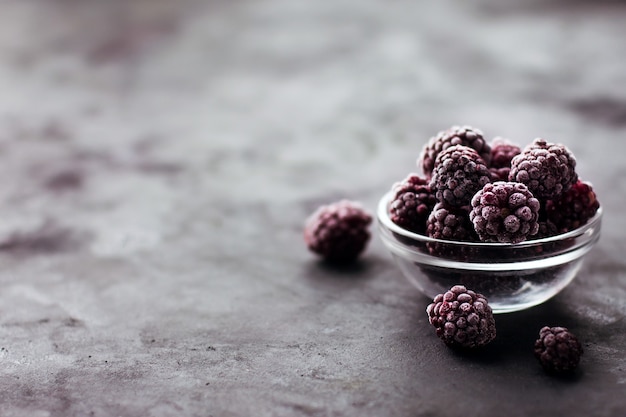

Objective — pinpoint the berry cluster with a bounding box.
[510,139,578,200]
[426,203,476,241]
[489,137,521,181]
[304,126,600,263]
[426,285,584,374]
[534,326,583,373]
[389,174,437,235]
[426,285,496,348]
[303,200,372,263]
[400,127,595,369]
[419,125,491,177]
[470,181,540,243]
[385,126,600,244]
[430,145,491,207]
[546,180,600,234]
[301,125,594,376]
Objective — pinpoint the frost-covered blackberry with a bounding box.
[489,138,521,182]
[535,220,558,239]
[534,326,583,373]
[426,285,496,348]
[546,180,599,233]
[509,138,578,200]
[304,200,372,263]
[426,203,475,241]
[430,145,492,207]
[490,137,521,169]
[419,126,491,178]
[389,174,437,234]
[470,181,540,243]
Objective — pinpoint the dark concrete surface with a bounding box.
[0,0,626,416]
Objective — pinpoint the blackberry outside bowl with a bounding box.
[377,192,602,313]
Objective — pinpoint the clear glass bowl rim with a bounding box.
[377,191,603,250]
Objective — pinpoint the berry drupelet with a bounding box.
[304,200,372,263]
[509,138,578,200]
[426,285,496,348]
[534,326,583,373]
[546,180,600,233]
[470,181,540,243]
[429,145,492,207]
[419,125,491,178]
[389,174,437,234]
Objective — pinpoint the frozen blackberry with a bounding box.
[509,138,578,200]
[419,125,491,178]
[430,145,492,207]
[304,200,372,263]
[426,285,496,348]
[535,220,558,239]
[531,203,557,240]
[534,326,583,373]
[426,203,475,241]
[490,137,522,169]
[489,138,521,181]
[546,180,600,233]
[389,174,437,234]
[470,181,540,243]
[426,203,476,259]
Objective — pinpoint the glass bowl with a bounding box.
[377,192,602,313]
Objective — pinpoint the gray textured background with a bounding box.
[0,0,625,416]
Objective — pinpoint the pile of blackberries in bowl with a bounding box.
[377,126,602,314]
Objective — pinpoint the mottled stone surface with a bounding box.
[0,0,625,416]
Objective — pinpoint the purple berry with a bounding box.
[546,180,600,233]
[418,126,491,178]
[470,181,540,243]
[389,174,437,234]
[534,326,583,373]
[490,137,522,169]
[489,138,521,182]
[430,145,492,207]
[426,285,496,348]
[426,203,477,259]
[426,203,475,241]
[509,138,578,200]
[304,200,372,263]
[535,220,558,239]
